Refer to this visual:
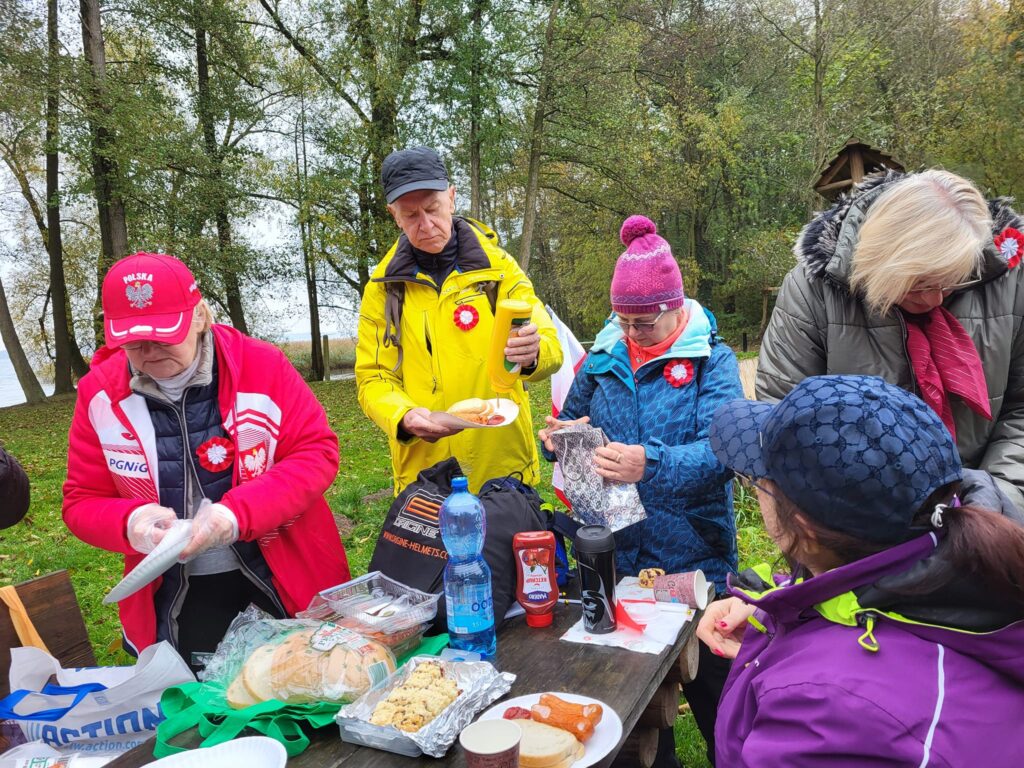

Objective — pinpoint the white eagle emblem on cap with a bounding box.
[125,281,154,309]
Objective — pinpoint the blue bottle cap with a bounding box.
[452,476,469,492]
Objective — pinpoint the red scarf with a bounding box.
[625,315,686,372]
[903,307,991,440]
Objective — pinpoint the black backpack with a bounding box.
[367,457,547,632]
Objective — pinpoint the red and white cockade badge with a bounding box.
[453,304,479,331]
[995,228,1023,270]
[663,359,694,387]
[196,436,234,472]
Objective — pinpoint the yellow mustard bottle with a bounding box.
[488,299,533,392]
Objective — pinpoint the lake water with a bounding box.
[0,349,346,408]
[0,351,53,408]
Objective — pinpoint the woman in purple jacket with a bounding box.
[703,374,1024,768]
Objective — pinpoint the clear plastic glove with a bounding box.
[696,596,756,660]
[126,503,179,554]
[179,500,239,561]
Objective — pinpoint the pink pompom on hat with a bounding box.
[610,215,685,314]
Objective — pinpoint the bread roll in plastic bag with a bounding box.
[201,606,396,709]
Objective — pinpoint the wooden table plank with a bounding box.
[1,570,96,699]
[106,597,695,767]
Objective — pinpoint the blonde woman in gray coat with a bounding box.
[758,169,1024,515]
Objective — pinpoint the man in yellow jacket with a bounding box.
[356,146,562,494]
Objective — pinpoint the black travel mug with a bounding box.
[574,525,617,633]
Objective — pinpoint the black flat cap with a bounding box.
[381,146,450,204]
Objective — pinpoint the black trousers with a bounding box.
[654,641,732,768]
[176,570,283,674]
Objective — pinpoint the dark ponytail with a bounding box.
[931,503,1024,607]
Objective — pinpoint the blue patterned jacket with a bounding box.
[551,300,742,590]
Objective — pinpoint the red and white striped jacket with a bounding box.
[63,324,350,652]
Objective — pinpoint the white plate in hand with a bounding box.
[104,520,193,604]
[430,398,520,429]
[477,692,623,768]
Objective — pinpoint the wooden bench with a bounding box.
[0,569,96,698]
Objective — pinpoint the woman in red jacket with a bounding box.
[64,252,350,670]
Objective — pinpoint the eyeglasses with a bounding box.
[611,310,667,331]
[905,278,983,295]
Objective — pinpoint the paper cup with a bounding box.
[652,570,709,609]
[459,719,522,768]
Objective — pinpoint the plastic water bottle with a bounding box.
[440,476,497,659]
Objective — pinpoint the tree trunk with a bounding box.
[259,0,425,293]
[809,0,827,215]
[468,0,485,219]
[195,12,248,333]
[47,0,79,392]
[259,0,428,294]
[0,274,46,405]
[518,0,560,272]
[80,0,130,347]
[2,153,89,379]
[296,91,323,381]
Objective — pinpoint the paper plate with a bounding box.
[430,398,520,429]
[142,736,287,767]
[477,692,623,768]
[104,520,193,604]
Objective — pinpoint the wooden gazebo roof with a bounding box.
[813,138,904,201]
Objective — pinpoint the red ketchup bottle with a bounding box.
[513,531,558,627]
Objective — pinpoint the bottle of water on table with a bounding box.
[440,476,497,660]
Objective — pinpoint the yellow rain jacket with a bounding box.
[356,218,562,494]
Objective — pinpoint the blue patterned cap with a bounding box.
[710,375,962,544]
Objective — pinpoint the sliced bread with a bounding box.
[546,742,585,768]
[241,644,277,702]
[226,672,260,709]
[515,719,584,768]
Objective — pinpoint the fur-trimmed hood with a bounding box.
[794,169,1024,289]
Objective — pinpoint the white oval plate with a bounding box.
[104,520,193,604]
[142,736,287,767]
[476,692,623,768]
[430,398,521,429]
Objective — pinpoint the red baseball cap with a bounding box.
[102,252,202,348]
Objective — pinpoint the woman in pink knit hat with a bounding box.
[539,215,743,765]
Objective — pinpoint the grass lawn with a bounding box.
[0,377,775,767]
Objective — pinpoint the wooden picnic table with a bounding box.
[105,590,700,768]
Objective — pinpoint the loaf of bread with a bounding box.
[226,627,396,709]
